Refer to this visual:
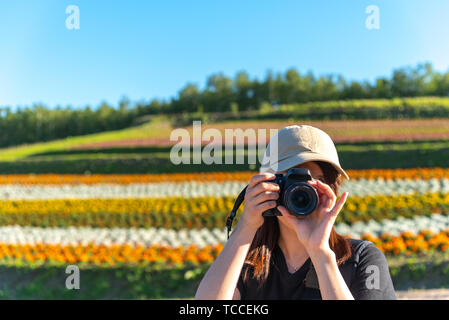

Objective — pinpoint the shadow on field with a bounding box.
[5,139,449,174]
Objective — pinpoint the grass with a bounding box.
[0,260,205,299]
[0,138,448,173]
[388,251,449,290]
[3,114,449,162]
[1,252,449,299]
[0,116,172,162]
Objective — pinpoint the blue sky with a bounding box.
[1,0,448,110]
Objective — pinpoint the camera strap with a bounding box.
[226,185,248,240]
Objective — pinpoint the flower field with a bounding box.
[2,167,449,299]
[1,167,449,268]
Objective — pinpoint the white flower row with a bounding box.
[1,213,449,248]
[0,225,227,248]
[334,213,449,238]
[0,178,449,200]
[0,182,246,200]
[340,178,449,197]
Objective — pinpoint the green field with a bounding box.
[1,251,449,299]
[1,110,449,174]
[3,98,449,162]
[0,139,446,174]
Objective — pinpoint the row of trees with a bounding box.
[142,62,449,114]
[0,100,136,147]
[1,62,448,147]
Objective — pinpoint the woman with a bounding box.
[195,125,396,300]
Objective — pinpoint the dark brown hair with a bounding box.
[242,161,351,287]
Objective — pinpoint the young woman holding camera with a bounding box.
[195,125,396,300]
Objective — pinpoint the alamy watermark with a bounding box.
[365,264,380,290]
[365,5,380,30]
[66,5,80,30]
[170,121,281,170]
[65,265,80,290]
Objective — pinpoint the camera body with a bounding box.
[262,167,319,217]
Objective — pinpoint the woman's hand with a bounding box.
[277,179,349,255]
[238,173,280,230]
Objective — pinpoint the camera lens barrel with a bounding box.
[282,182,319,216]
[261,169,318,217]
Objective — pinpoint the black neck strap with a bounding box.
[226,185,248,239]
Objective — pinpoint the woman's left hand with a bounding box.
[277,180,349,256]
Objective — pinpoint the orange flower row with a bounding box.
[346,167,449,181]
[0,243,224,265]
[0,167,447,185]
[360,229,449,256]
[0,173,253,185]
[2,229,449,266]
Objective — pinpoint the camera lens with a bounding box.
[283,183,318,216]
[292,192,309,208]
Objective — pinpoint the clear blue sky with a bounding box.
[1,0,448,110]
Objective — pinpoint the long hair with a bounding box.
[242,161,351,287]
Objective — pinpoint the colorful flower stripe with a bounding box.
[0,229,449,264]
[0,182,247,200]
[0,210,228,229]
[1,179,448,202]
[0,192,447,228]
[2,211,448,248]
[361,230,449,256]
[0,191,447,223]
[0,168,449,185]
[0,197,236,215]
[335,213,449,238]
[0,226,227,248]
[0,178,448,200]
[0,243,224,265]
[0,173,254,185]
[341,192,449,224]
[346,168,449,180]
[341,178,449,197]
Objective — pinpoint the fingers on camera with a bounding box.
[331,192,349,215]
[309,179,336,207]
[315,180,335,197]
[256,200,277,212]
[248,173,276,189]
[276,206,290,217]
[253,189,279,205]
[247,180,280,199]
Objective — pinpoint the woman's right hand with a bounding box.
[238,173,280,230]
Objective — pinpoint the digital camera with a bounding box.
[262,168,319,217]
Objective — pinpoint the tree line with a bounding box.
[150,62,449,114]
[0,62,448,148]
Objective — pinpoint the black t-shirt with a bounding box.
[236,238,396,300]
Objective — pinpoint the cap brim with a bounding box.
[260,152,350,181]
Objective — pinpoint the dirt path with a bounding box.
[396,289,449,300]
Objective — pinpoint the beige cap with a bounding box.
[259,125,350,181]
